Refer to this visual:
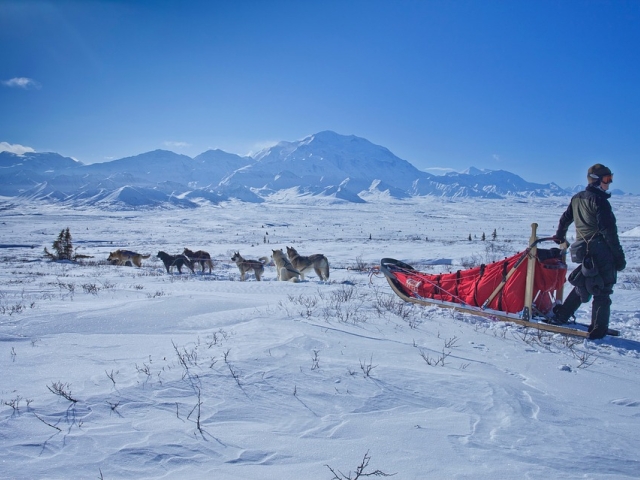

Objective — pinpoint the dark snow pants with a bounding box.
[559,237,617,339]
[557,286,613,340]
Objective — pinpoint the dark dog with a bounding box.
[157,251,195,274]
[183,248,214,274]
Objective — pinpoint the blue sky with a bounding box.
[1,0,639,193]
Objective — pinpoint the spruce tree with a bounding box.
[45,228,74,261]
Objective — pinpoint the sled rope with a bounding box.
[368,265,381,284]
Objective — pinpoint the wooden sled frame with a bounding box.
[381,223,620,338]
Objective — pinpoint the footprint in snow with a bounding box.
[470,342,487,351]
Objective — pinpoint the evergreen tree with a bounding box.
[63,228,73,260]
[45,228,74,260]
[481,232,486,241]
[44,228,92,261]
[492,228,497,241]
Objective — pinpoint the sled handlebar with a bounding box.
[530,237,570,248]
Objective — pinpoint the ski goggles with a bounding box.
[601,173,614,184]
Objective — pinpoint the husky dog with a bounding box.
[183,248,214,274]
[157,251,195,274]
[272,249,301,282]
[107,250,150,267]
[286,246,330,281]
[231,252,269,281]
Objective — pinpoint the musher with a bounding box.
[550,164,626,339]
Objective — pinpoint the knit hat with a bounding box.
[587,163,612,185]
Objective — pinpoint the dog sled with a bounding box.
[381,223,619,338]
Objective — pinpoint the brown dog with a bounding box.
[107,250,150,267]
[183,248,214,273]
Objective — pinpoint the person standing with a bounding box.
[551,164,626,339]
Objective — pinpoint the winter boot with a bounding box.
[588,294,612,340]
[549,288,582,325]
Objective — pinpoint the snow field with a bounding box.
[1,196,639,479]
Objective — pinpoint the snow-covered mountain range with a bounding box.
[0,131,603,209]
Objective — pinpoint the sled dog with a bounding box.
[272,249,301,282]
[157,251,195,274]
[286,246,330,281]
[231,252,269,281]
[107,250,150,267]
[183,248,214,274]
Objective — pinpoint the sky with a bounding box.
[1,0,639,193]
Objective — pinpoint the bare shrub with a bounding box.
[51,279,76,299]
[483,241,514,264]
[47,381,78,403]
[325,450,396,479]
[619,270,640,290]
[205,329,230,348]
[332,284,357,303]
[288,293,319,318]
[311,349,320,370]
[146,290,166,298]
[459,253,483,269]
[359,356,377,378]
[223,349,242,388]
[3,395,28,412]
[350,255,371,272]
[325,302,366,325]
[419,337,457,367]
[0,297,33,316]
[81,283,100,295]
[567,344,596,369]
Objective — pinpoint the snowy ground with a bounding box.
[1,195,639,479]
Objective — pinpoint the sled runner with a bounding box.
[381,223,619,338]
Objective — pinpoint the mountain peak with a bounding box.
[0,131,579,207]
[462,166,493,176]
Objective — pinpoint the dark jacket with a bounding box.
[556,185,626,286]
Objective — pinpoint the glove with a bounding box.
[615,257,626,272]
[552,235,565,245]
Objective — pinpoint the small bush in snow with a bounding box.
[325,450,395,479]
[47,381,78,403]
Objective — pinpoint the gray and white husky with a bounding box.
[231,252,269,281]
[271,249,301,282]
[286,246,329,281]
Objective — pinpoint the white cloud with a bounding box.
[0,142,36,155]
[2,77,41,89]
[164,141,191,148]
